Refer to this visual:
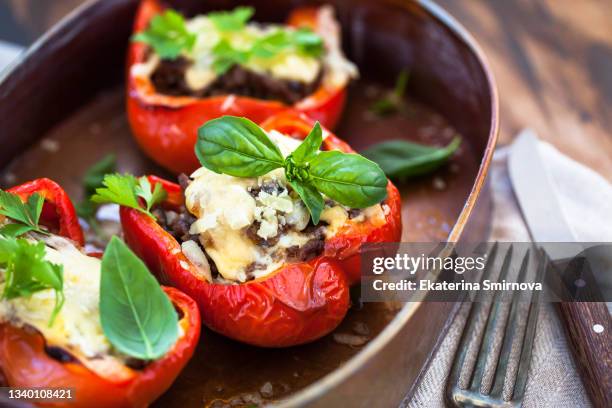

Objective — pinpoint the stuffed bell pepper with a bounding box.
[0,178,201,408]
[127,0,358,174]
[113,112,401,347]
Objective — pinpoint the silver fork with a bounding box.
[446,243,545,407]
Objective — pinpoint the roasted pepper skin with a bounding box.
[260,111,403,285]
[0,179,201,408]
[8,178,84,246]
[127,0,349,174]
[119,112,401,345]
[121,197,349,348]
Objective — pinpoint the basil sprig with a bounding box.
[362,137,461,181]
[196,116,388,224]
[100,237,179,360]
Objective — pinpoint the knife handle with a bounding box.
[556,302,611,408]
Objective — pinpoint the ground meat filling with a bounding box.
[155,174,328,282]
[150,57,323,105]
[285,224,326,262]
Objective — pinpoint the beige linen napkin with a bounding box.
[402,132,612,407]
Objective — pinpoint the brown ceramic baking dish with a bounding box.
[0,0,498,406]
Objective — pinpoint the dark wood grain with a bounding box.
[437,0,612,180]
[557,302,612,408]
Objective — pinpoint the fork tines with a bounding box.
[446,243,544,407]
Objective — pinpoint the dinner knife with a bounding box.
[508,130,611,408]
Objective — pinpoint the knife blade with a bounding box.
[508,129,611,408]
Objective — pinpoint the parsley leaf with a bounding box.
[134,177,167,213]
[211,39,249,74]
[0,236,64,326]
[209,7,254,32]
[292,28,324,57]
[251,28,323,60]
[370,69,410,116]
[0,190,47,237]
[132,10,196,60]
[91,174,166,219]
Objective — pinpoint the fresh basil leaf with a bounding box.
[288,180,324,225]
[75,154,117,239]
[132,10,196,60]
[209,6,254,32]
[196,116,285,177]
[362,137,461,180]
[290,122,322,164]
[0,237,64,326]
[309,151,388,208]
[100,237,179,360]
[0,191,47,236]
[83,154,117,194]
[370,69,409,116]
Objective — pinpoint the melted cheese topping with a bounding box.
[0,234,180,380]
[0,235,112,360]
[132,6,358,92]
[184,130,384,283]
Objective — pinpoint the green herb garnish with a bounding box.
[362,137,461,180]
[209,6,254,32]
[0,236,64,326]
[211,39,250,75]
[91,174,166,220]
[100,236,178,360]
[132,10,196,60]
[196,116,388,224]
[370,70,410,116]
[134,6,324,73]
[0,190,47,237]
[211,26,324,75]
[75,154,117,233]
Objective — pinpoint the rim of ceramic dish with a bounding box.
[0,0,499,406]
[275,0,500,405]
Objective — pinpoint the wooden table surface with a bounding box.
[438,0,612,180]
[1,0,610,179]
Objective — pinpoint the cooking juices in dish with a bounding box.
[128,0,358,174]
[0,179,201,407]
[116,112,401,347]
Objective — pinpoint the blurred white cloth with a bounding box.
[0,40,22,72]
[403,132,612,407]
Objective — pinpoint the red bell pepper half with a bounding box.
[119,112,402,347]
[0,178,201,408]
[127,0,350,174]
